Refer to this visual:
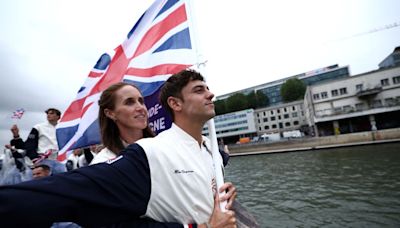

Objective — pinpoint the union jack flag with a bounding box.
[56,0,198,161]
[11,108,25,119]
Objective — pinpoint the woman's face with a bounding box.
[107,85,148,132]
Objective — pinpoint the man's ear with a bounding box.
[104,109,116,121]
[167,97,182,112]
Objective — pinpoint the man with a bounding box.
[24,108,61,160]
[0,70,236,227]
[4,125,28,172]
[32,164,51,179]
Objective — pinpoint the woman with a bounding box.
[92,82,236,228]
[91,82,154,164]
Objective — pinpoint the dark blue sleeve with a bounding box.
[0,143,152,227]
[24,128,39,160]
[219,149,230,167]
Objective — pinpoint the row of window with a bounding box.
[318,96,400,115]
[256,105,299,117]
[214,113,247,123]
[380,75,400,86]
[258,112,299,123]
[258,120,300,131]
[312,75,400,101]
[313,87,347,100]
[215,120,248,129]
[216,126,249,135]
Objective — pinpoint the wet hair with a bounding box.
[98,82,154,154]
[45,108,61,117]
[159,69,205,119]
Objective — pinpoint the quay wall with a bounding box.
[228,128,400,155]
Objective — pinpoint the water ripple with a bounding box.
[225,143,400,228]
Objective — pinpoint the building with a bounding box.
[304,66,400,136]
[254,100,307,135]
[202,109,257,144]
[379,46,400,69]
[217,64,349,107]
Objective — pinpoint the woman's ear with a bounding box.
[104,109,116,121]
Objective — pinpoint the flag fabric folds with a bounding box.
[56,0,197,161]
[11,108,25,119]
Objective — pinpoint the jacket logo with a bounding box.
[174,170,194,174]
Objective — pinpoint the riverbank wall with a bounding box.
[228,128,400,156]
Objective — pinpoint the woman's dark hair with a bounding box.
[98,82,154,154]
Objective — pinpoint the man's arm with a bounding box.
[0,144,151,227]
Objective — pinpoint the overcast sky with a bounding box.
[1,0,400,147]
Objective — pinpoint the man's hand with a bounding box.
[199,193,236,228]
[204,193,236,228]
[218,182,237,210]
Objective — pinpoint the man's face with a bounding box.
[178,80,215,122]
[32,167,50,179]
[46,110,60,122]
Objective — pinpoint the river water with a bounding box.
[225,142,400,228]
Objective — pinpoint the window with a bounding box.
[279,123,283,128]
[272,124,277,129]
[381,78,389,86]
[270,110,274,115]
[263,117,268,122]
[264,125,269,130]
[356,84,363,92]
[278,115,281,120]
[259,127,261,131]
[285,122,291,127]
[284,107,287,112]
[292,112,298,118]
[257,113,259,117]
[271,116,276,121]
[277,109,281,114]
[385,98,396,106]
[355,103,365,111]
[321,92,328,99]
[339,87,347,95]
[258,119,261,123]
[313,94,320,100]
[293,121,299,125]
[343,105,353,112]
[372,99,382,108]
[292,106,296,111]
[393,76,400,84]
[263,111,266,116]
[331,89,338,97]
[284,114,289,119]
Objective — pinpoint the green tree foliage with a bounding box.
[214,99,227,115]
[256,90,269,107]
[246,91,257,109]
[280,78,306,102]
[226,93,248,112]
[246,91,269,108]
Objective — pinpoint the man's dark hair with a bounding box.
[45,108,61,117]
[33,164,51,171]
[159,69,205,119]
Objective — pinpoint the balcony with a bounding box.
[356,86,382,99]
[315,101,400,119]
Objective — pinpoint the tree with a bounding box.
[246,91,257,109]
[280,78,306,102]
[226,93,248,112]
[214,99,227,115]
[246,90,269,108]
[255,90,269,107]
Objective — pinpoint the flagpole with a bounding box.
[185,0,227,211]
